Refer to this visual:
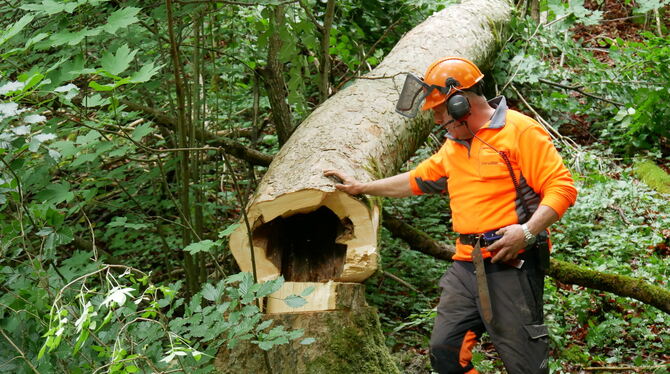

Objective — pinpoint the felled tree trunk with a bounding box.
[229,0,513,312]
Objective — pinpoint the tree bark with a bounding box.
[262,5,294,146]
[381,210,670,315]
[229,0,514,288]
[215,285,399,374]
[318,0,336,103]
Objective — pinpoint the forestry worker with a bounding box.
[324,56,577,374]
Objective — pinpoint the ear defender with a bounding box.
[446,93,471,121]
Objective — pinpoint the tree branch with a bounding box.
[382,209,455,261]
[537,78,623,106]
[381,210,670,314]
[119,100,273,166]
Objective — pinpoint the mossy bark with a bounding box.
[214,284,399,374]
[633,159,670,195]
[547,259,670,314]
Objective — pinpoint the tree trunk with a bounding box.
[214,284,399,374]
[229,0,513,293]
[263,5,294,146]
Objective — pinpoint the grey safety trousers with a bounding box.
[429,251,549,374]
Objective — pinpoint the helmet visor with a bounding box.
[395,73,432,118]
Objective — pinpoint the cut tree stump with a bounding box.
[214,284,399,374]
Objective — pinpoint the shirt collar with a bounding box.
[444,96,508,145]
[487,96,507,129]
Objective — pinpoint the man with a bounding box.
[324,57,577,373]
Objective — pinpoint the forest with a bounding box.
[0,0,669,373]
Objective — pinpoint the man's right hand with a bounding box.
[323,170,365,195]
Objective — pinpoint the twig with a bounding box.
[543,13,570,28]
[509,85,564,143]
[335,18,404,90]
[380,271,422,294]
[610,205,630,225]
[297,0,324,32]
[653,8,663,37]
[601,15,645,23]
[0,328,41,374]
[538,78,623,106]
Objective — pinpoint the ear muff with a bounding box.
[446,93,470,121]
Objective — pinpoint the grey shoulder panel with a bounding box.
[415,176,447,194]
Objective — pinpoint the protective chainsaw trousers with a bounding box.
[429,252,549,374]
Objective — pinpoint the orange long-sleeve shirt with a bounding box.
[409,97,577,261]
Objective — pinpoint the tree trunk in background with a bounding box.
[263,5,294,146]
[318,0,336,103]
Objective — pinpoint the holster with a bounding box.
[534,231,550,272]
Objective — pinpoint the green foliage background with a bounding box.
[1,0,669,373]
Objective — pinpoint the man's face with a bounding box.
[432,103,472,140]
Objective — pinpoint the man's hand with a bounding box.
[485,224,526,263]
[323,170,365,195]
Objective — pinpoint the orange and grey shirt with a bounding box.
[408,96,578,261]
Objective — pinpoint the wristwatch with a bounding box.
[521,224,537,246]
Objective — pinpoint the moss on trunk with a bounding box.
[633,159,670,195]
[214,284,399,373]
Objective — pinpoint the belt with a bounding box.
[459,230,501,247]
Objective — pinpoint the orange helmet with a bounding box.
[421,57,484,111]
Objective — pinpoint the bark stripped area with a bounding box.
[229,0,513,312]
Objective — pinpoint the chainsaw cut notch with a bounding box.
[252,206,350,282]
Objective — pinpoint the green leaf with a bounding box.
[100,44,137,75]
[238,272,254,298]
[76,130,101,145]
[283,295,307,308]
[129,62,162,83]
[49,28,102,47]
[255,319,273,332]
[300,337,315,345]
[125,366,139,373]
[73,329,89,355]
[0,14,34,47]
[104,7,141,35]
[35,183,74,204]
[255,277,283,297]
[184,239,218,255]
[201,283,221,302]
[225,272,247,284]
[258,340,274,351]
[82,94,110,107]
[131,123,154,141]
[218,223,240,238]
[300,286,314,298]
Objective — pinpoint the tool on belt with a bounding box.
[471,236,493,325]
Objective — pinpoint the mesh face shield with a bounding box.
[395,74,431,118]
